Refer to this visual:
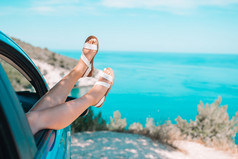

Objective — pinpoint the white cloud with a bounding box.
[101,0,238,11]
[31,6,55,14]
[29,0,100,15]
[32,0,80,6]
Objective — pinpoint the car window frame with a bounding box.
[0,31,57,158]
[0,31,48,97]
[0,64,37,159]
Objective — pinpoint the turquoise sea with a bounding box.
[56,50,238,142]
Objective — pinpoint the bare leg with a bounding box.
[31,37,98,111]
[27,68,114,135]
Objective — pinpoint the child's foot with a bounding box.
[80,35,99,77]
[86,68,114,108]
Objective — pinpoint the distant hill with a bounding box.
[0,37,78,90]
[11,37,78,70]
[1,37,98,90]
[5,37,98,89]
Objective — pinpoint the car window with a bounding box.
[0,59,36,92]
[0,64,37,159]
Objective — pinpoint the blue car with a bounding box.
[0,31,87,159]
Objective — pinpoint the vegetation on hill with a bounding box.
[71,108,107,133]
[0,37,78,90]
[11,37,78,69]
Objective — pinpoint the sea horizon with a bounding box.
[53,49,238,56]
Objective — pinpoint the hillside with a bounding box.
[0,37,78,89]
[1,37,99,89]
[11,37,78,70]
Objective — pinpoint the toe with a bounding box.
[102,68,114,82]
[85,35,98,45]
[103,68,110,74]
[82,35,99,60]
[106,68,113,75]
[88,40,93,44]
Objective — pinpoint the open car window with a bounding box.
[0,58,38,112]
[0,64,37,159]
[0,59,36,92]
[0,33,46,112]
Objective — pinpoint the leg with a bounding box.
[31,36,98,111]
[27,94,92,135]
[27,68,114,135]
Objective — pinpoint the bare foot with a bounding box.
[86,68,114,107]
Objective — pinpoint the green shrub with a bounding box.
[129,122,143,132]
[144,119,181,144]
[43,69,48,76]
[144,117,158,135]
[108,110,127,131]
[71,108,107,133]
[48,53,57,66]
[175,97,238,150]
[59,60,65,68]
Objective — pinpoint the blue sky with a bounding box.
[0,0,238,53]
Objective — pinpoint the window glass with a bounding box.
[0,59,36,92]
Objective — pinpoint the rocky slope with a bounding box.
[12,37,78,70]
[10,37,99,89]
